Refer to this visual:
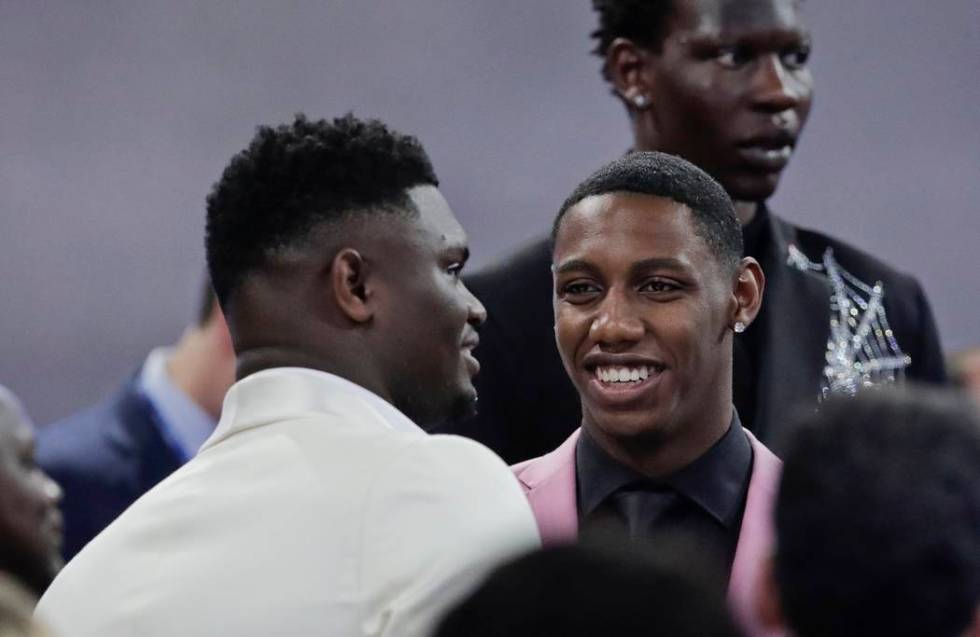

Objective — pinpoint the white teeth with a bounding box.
[595,365,657,384]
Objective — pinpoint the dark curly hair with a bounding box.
[553,151,742,273]
[591,0,677,78]
[776,387,980,637]
[205,113,438,304]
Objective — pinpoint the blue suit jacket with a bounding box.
[37,376,182,560]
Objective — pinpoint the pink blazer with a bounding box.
[512,427,782,637]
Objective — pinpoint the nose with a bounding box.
[40,470,63,505]
[752,54,806,113]
[590,292,644,346]
[462,282,487,327]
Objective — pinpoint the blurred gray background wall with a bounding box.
[2,1,978,424]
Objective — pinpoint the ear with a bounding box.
[731,257,765,331]
[605,37,656,110]
[755,554,786,632]
[330,248,374,324]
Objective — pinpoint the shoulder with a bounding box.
[382,434,524,495]
[37,379,150,482]
[775,214,924,297]
[364,433,535,534]
[38,384,132,462]
[511,428,580,490]
[359,434,539,574]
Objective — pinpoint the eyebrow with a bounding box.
[555,256,689,276]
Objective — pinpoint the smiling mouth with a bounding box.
[594,364,662,385]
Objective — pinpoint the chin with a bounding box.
[726,174,781,203]
[591,409,674,445]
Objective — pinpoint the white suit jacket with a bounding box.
[36,368,540,637]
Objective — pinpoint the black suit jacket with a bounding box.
[37,376,182,560]
[437,209,946,462]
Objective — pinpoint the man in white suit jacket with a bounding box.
[36,114,539,637]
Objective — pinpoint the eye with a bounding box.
[559,280,601,304]
[446,263,464,280]
[716,45,751,69]
[639,279,681,295]
[781,44,811,70]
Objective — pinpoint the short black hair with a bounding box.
[554,151,742,272]
[205,113,438,305]
[435,535,741,637]
[776,387,980,637]
[591,1,677,78]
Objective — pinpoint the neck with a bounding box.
[734,200,758,226]
[630,128,761,228]
[234,346,391,405]
[167,326,233,420]
[585,407,731,478]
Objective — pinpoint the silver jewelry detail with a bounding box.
[733,321,746,333]
[788,245,911,398]
[632,94,650,109]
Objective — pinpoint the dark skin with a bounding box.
[553,193,763,477]
[0,399,63,596]
[605,0,813,224]
[230,185,487,430]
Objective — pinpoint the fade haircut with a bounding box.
[591,0,677,79]
[205,113,439,305]
[553,151,742,272]
[776,387,980,637]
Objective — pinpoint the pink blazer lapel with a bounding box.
[512,426,783,636]
[511,429,581,546]
[729,429,783,636]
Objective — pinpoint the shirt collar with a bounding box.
[741,202,770,260]
[201,367,424,453]
[576,410,752,530]
[138,347,217,462]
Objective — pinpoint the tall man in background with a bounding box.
[37,283,235,559]
[444,0,946,461]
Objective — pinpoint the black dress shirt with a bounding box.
[575,412,753,579]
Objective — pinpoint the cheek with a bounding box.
[0,475,41,531]
[554,311,591,361]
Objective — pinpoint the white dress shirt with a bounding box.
[37,367,539,637]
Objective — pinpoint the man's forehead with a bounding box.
[409,185,467,247]
[676,0,805,35]
[555,193,699,258]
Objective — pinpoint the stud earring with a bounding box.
[733,321,746,334]
[632,94,650,109]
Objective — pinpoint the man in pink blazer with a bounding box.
[512,151,779,636]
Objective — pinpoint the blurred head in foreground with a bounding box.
[435,531,742,637]
[762,387,980,637]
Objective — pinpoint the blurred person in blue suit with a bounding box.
[36,282,235,559]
